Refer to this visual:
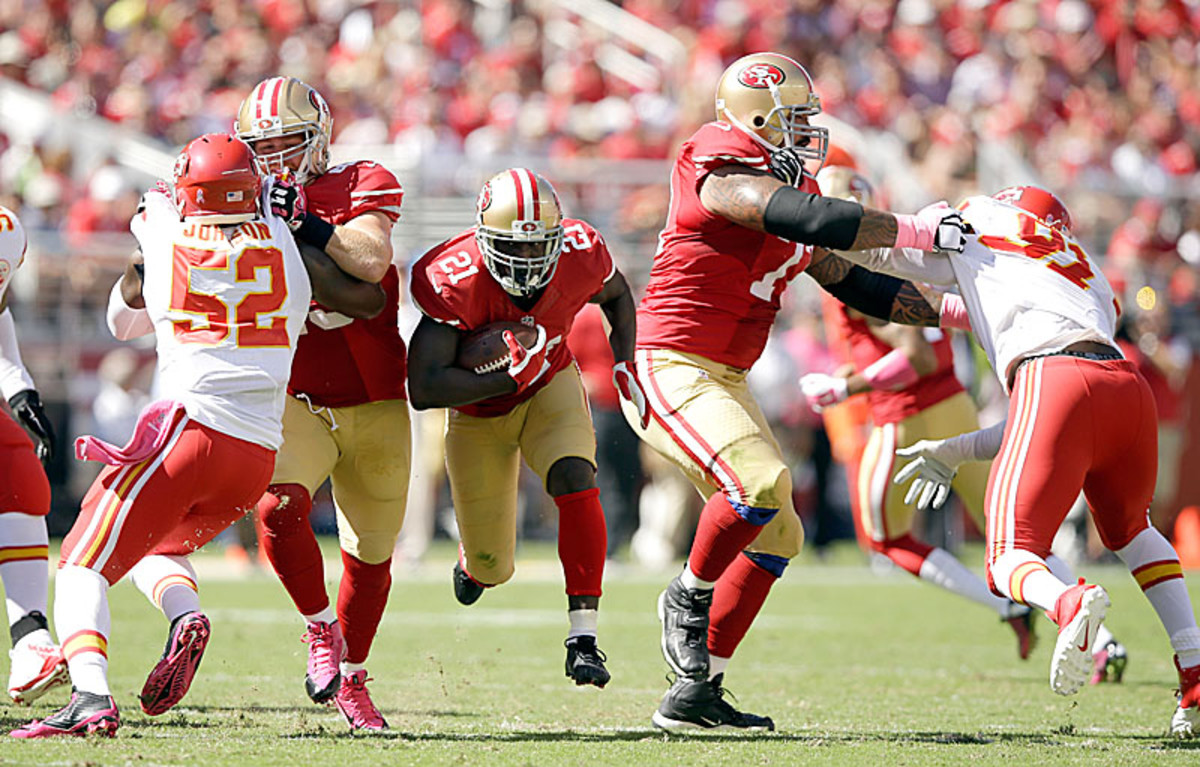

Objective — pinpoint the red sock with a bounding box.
[708,553,779,658]
[555,488,606,597]
[873,534,934,577]
[688,493,772,583]
[337,551,392,665]
[255,484,328,616]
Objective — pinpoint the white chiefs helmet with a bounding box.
[475,168,565,297]
[716,52,828,168]
[235,77,332,184]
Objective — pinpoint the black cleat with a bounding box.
[564,636,610,688]
[657,576,712,677]
[10,688,120,738]
[652,674,774,732]
[453,561,485,606]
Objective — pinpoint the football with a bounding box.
[455,321,539,375]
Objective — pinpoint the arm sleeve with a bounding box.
[940,419,1007,464]
[106,280,154,340]
[0,309,35,399]
[832,246,958,287]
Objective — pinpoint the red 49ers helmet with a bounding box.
[991,186,1073,233]
[172,133,261,225]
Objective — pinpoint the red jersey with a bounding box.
[411,219,615,418]
[637,122,816,370]
[286,160,408,408]
[832,303,963,426]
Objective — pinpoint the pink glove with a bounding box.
[799,373,849,413]
[895,202,967,253]
[505,325,549,392]
[613,361,650,429]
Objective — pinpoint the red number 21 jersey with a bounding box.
[637,122,816,370]
[410,219,614,418]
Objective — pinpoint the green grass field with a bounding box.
[1,541,1198,765]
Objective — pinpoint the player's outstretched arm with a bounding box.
[297,241,385,319]
[805,248,941,326]
[590,269,636,364]
[319,211,393,283]
[406,315,518,410]
[698,166,966,253]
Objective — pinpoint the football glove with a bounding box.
[799,373,849,413]
[892,439,961,510]
[768,147,804,188]
[269,173,307,232]
[915,202,968,254]
[9,389,55,465]
[505,325,549,392]
[612,360,649,429]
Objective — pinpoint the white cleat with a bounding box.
[8,629,70,705]
[1048,581,1109,696]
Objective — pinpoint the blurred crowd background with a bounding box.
[0,0,1198,571]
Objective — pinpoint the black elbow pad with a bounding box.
[762,186,864,250]
[823,265,903,321]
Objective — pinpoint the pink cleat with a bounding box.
[334,670,388,732]
[10,688,119,738]
[1003,605,1037,661]
[302,620,345,703]
[139,612,211,716]
[8,629,69,705]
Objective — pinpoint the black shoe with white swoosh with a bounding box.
[651,674,774,732]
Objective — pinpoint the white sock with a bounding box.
[54,566,112,696]
[990,551,1068,612]
[1045,554,1076,585]
[128,554,200,622]
[304,606,337,625]
[0,513,49,624]
[680,566,714,591]
[568,608,598,639]
[708,655,730,681]
[918,548,1011,615]
[1172,628,1200,668]
[1115,528,1200,648]
[341,660,366,675]
[1092,623,1116,653]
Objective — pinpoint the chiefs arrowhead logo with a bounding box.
[738,63,786,89]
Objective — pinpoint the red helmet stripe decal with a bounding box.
[269,78,284,118]
[509,168,527,220]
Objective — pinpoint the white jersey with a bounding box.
[950,195,1120,392]
[0,205,25,305]
[131,190,311,449]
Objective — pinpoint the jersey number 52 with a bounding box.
[170,244,289,346]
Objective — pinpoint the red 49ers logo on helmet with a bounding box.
[477,181,493,213]
[738,63,786,89]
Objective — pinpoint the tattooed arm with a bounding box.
[806,248,942,327]
[699,166,914,251]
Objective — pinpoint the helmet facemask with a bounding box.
[477,223,564,298]
[249,128,327,185]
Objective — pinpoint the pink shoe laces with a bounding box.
[335,671,386,730]
[302,622,343,684]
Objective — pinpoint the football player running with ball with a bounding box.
[626,51,968,731]
[407,168,642,689]
[846,185,1200,737]
[237,77,409,731]
[0,206,68,705]
[11,134,378,738]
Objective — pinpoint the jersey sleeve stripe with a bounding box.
[350,189,405,197]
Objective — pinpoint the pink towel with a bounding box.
[75,400,186,465]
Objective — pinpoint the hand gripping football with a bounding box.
[455,321,540,375]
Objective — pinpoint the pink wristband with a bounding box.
[893,213,935,251]
[862,348,920,391]
[939,293,971,331]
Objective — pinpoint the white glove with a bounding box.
[799,373,849,413]
[612,361,650,429]
[915,202,968,254]
[892,439,962,510]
